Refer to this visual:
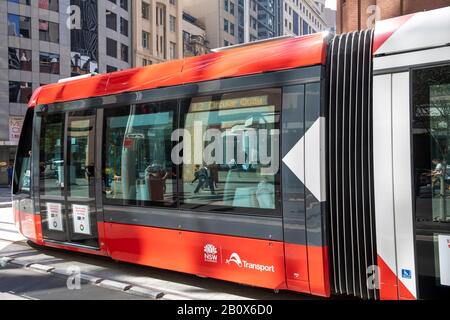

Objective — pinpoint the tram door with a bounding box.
[39,109,99,249]
[412,64,450,299]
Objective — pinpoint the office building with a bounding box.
[0,0,131,184]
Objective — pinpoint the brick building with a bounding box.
[337,0,450,33]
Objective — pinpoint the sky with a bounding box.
[325,0,337,10]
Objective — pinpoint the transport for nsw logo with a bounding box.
[204,244,218,263]
[226,253,243,267]
[226,252,275,273]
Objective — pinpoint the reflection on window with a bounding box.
[180,89,281,213]
[39,19,59,43]
[103,102,176,207]
[13,109,33,195]
[9,47,32,71]
[40,52,60,74]
[68,112,96,198]
[38,0,59,11]
[8,14,31,38]
[40,114,65,196]
[8,0,31,5]
[9,81,32,103]
[71,52,99,76]
[414,65,450,223]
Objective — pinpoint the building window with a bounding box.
[39,52,60,74]
[9,81,32,103]
[120,0,128,11]
[230,23,235,36]
[303,20,309,35]
[103,102,177,207]
[224,40,229,47]
[106,38,117,58]
[8,0,31,5]
[156,6,165,26]
[230,2,235,15]
[8,48,32,71]
[160,36,164,55]
[169,15,176,32]
[169,42,176,59]
[8,14,31,38]
[106,65,118,73]
[142,1,150,20]
[142,31,150,49]
[169,0,176,4]
[121,44,129,62]
[179,88,281,214]
[71,53,98,76]
[39,20,59,43]
[224,0,229,11]
[120,17,129,36]
[224,19,229,32]
[38,0,59,11]
[106,10,117,31]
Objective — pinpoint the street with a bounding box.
[0,188,319,301]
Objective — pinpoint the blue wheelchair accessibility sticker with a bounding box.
[402,269,412,279]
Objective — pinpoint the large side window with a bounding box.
[179,88,281,215]
[103,101,177,207]
[13,108,34,195]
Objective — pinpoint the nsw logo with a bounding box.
[204,244,218,263]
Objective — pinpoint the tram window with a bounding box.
[413,65,450,223]
[13,108,34,195]
[412,64,450,297]
[179,89,281,214]
[103,101,177,207]
[40,113,65,196]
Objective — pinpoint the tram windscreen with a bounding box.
[13,108,33,195]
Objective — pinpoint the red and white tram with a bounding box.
[13,7,450,299]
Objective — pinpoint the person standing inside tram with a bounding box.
[430,158,445,194]
[7,163,13,188]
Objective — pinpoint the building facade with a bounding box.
[0,0,131,185]
[336,0,450,33]
[183,0,280,49]
[182,11,210,57]
[131,0,183,67]
[280,0,329,36]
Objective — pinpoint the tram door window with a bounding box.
[39,110,99,248]
[413,64,450,299]
[40,113,64,197]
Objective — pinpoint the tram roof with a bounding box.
[29,32,329,108]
